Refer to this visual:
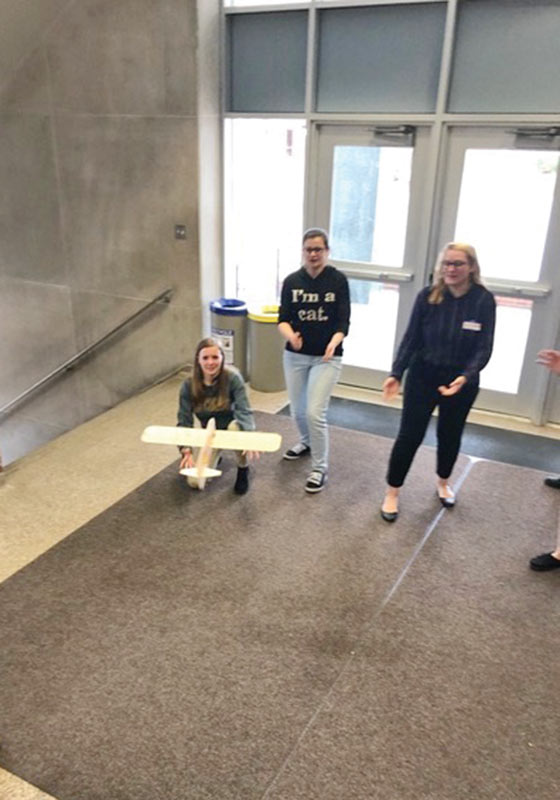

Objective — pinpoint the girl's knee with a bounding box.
[307,407,327,427]
[395,433,424,451]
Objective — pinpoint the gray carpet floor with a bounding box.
[282,396,560,473]
[1,413,559,800]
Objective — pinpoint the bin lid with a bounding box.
[247,304,279,323]
[209,298,247,316]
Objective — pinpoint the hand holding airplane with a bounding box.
[141,419,281,490]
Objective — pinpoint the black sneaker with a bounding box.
[544,476,560,489]
[283,443,311,461]
[234,466,249,495]
[305,470,325,493]
[529,552,560,571]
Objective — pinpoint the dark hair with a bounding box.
[302,227,329,249]
[191,337,230,411]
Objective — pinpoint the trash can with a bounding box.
[247,305,286,392]
[210,298,248,379]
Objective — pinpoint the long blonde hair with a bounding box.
[190,337,230,411]
[428,242,483,304]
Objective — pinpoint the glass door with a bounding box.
[310,124,433,390]
[436,127,560,420]
[548,383,560,425]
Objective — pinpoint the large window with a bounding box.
[316,4,446,113]
[223,1,560,422]
[449,0,560,112]
[226,11,307,113]
[329,145,413,267]
[480,297,533,395]
[343,280,399,372]
[454,149,559,282]
[224,119,306,308]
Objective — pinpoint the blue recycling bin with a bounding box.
[209,298,248,379]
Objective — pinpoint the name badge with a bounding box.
[462,320,482,331]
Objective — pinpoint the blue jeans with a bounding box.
[283,350,343,474]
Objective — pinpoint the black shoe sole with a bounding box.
[283,449,311,461]
[529,553,560,571]
[380,509,398,522]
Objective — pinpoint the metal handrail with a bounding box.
[0,287,173,421]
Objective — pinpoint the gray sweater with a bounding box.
[177,367,255,431]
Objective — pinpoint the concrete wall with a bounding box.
[0,0,69,81]
[0,0,209,464]
[197,0,223,333]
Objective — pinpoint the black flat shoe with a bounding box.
[544,476,560,489]
[437,485,455,508]
[530,552,560,571]
[380,508,398,523]
[234,466,249,495]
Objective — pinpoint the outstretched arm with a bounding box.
[390,290,426,381]
[230,371,256,431]
[179,448,194,469]
[278,278,303,351]
[323,331,345,361]
[537,349,560,375]
[278,322,303,351]
[462,293,496,381]
[438,375,467,397]
[177,380,194,427]
[382,376,401,401]
[177,380,194,467]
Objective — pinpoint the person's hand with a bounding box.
[179,448,193,470]
[438,375,467,396]
[537,349,560,375]
[290,332,303,351]
[382,376,401,401]
[242,450,261,461]
[322,340,337,362]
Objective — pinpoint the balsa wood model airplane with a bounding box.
[141,418,282,490]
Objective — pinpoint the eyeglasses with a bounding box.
[304,247,326,254]
[442,260,468,268]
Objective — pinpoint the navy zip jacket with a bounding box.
[391,283,496,384]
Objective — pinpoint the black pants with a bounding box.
[386,359,479,488]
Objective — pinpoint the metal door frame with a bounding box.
[308,122,436,390]
[434,125,560,422]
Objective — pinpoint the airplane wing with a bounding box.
[141,425,282,452]
[180,467,222,479]
[142,426,209,447]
